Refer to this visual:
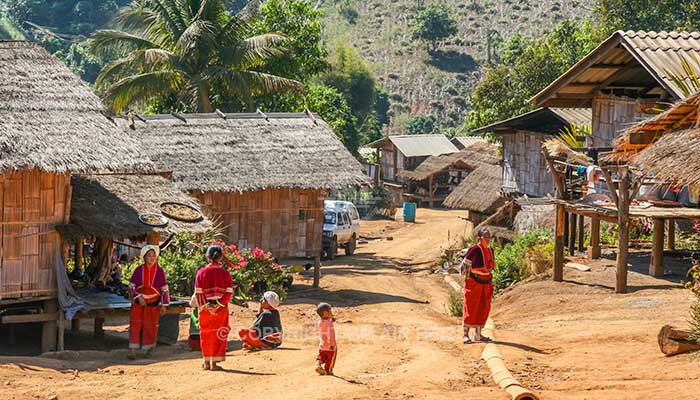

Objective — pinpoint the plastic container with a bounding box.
[403,202,417,222]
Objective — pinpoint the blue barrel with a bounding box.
[403,202,417,222]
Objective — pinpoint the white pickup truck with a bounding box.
[322,200,360,259]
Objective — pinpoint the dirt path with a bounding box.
[0,209,507,400]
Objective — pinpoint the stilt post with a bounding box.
[554,204,565,282]
[650,218,665,277]
[588,217,601,260]
[616,167,630,294]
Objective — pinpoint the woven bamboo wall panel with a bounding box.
[0,170,68,299]
[195,188,325,258]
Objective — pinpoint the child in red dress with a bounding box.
[315,302,336,376]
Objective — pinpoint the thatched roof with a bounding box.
[0,41,153,173]
[443,165,506,214]
[58,174,211,241]
[120,113,368,192]
[451,136,486,150]
[398,141,500,181]
[541,138,592,165]
[473,200,521,242]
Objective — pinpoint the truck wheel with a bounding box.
[328,237,337,260]
[345,234,356,256]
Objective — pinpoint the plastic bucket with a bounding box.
[403,202,417,222]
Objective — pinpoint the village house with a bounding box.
[0,41,155,352]
[531,30,700,146]
[450,136,486,150]
[473,107,591,198]
[122,113,368,286]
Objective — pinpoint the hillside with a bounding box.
[320,0,591,132]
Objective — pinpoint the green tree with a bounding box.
[465,20,601,131]
[595,0,700,34]
[405,115,435,135]
[91,0,302,113]
[303,84,359,152]
[252,0,327,81]
[411,6,457,52]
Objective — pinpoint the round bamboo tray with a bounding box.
[139,213,169,227]
[160,202,203,222]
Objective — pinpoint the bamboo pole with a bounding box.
[616,167,630,294]
[650,218,665,277]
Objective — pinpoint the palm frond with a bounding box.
[149,0,189,42]
[176,19,217,59]
[91,30,159,57]
[667,53,700,98]
[103,70,185,114]
[220,33,289,68]
[557,124,591,148]
[96,48,182,88]
[214,67,303,97]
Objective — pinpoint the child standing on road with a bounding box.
[315,302,337,376]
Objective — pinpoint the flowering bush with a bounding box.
[124,233,290,300]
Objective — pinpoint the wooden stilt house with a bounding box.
[0,41,153,351]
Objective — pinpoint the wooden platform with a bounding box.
[551,199,700,221]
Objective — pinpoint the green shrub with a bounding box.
[492,229,553,292]
[446,289,463,317]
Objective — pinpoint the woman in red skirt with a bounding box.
[194,245,233,370]
[459,228,495,344]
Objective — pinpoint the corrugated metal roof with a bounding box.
[472,107,591,134]
[451,136,486,149]
[549,108,592,127]
[532,30,700,107]
[369,135,458,157]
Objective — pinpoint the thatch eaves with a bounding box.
[443,165,506,214]
[120,113,368,192]
[58,174,212,241]
[0,41,153,173]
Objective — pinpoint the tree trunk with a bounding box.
[658,325,700,356]
[198,81,212,113]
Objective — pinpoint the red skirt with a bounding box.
[463,274,494,328]
[199,306,229,362]
[129,303,160,350]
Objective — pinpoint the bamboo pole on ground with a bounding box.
[482,319,540,400]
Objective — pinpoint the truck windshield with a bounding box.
[324,210,336,225]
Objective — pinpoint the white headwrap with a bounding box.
[263,291,280,309]
[140,244,160,264]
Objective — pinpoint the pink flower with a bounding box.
[252,248,266,259]
[229,244,237,251]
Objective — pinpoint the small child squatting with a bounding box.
[315,302,337,376]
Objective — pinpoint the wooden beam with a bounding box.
[41,299,57,353]
[146,231,160,245]
[58,312,65,351]
[578,215,585,253]
[545,156,567,199]
[312,255,321,288]
[94,318,105,339]
[428,175,434,208]
[668,219,676,250]
[650,218,665,277]
[569,212,578,255]
[600,167,619,207]
[588,217,601,260]
[629,131,662,145]
[616,168,630,294]
[554,204,565,282]
[2,312,58,324]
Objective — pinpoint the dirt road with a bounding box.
[0,209,507,400]
[4,208,699,400]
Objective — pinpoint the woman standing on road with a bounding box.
[459,228,495,344]
[195,245,233,370]
[128,245,169,359]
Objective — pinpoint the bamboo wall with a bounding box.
[502,131,555,197]
[0,170,69,300]
[195,188,325,258]
[591,93,656,147]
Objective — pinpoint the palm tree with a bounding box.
[91,0,302,113]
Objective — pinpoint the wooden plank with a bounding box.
[616,168,630,294]
[2,312,58,324]
[650,218,665,277]
[588,217,601,260]
[554,204,565,282]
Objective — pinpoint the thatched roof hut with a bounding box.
[120,113,367,259]
[58,174,212,241]
[0,41,153,173]
[443,166,506,216]
[399,141,499,181]
[120,113,367,192]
